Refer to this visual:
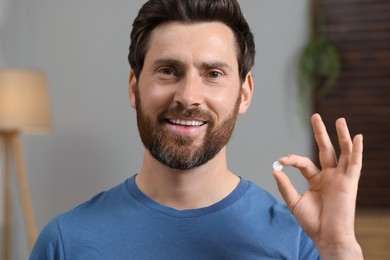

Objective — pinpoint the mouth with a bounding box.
[166,118,206,127]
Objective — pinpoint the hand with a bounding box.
[272,113,363,259]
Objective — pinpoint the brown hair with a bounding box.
[128,0,255,82]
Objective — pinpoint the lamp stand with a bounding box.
[1,131,37,260]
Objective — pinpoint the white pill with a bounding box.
[272,161,283,171]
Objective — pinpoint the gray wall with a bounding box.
[0,0,311,258]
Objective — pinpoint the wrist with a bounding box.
[318,240,363,260]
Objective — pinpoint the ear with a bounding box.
[129,70,137,108]
[238,71,254,114]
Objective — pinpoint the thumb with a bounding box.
[272,170,301,212]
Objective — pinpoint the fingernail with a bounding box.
[278,156,288,162]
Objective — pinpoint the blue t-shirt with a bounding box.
[30,176,319,259]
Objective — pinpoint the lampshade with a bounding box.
[0,69,51,133]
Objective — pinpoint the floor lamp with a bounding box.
[0,69,51,260]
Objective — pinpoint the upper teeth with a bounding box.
[169,119,204,126]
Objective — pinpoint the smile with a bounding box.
[167,119,206,127]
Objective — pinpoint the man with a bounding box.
[30,0,364,259]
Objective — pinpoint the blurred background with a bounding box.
[0,0,388,259]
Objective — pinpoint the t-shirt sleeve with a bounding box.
[29,218,65,260]
[299,229,321,260]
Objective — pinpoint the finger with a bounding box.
[272,170,302,213]
[347,134,363,178]
[335,118,353,172]
[279,155,320,180]
[311,113,337,169]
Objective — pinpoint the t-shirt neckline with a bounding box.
[127,175,249,218]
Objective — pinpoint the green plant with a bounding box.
[298,0,340,115]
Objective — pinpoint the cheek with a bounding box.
[205,89,240,118]
[137,77,174,112]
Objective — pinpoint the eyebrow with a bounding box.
[153,59,233,72]
[202,61,233,72]
[153,59,185,68]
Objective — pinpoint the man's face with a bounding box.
[130,22,251,169]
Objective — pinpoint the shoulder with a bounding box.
[29,217,64,260]
[240,180,300,228]
[238,179,320,258]
[54,179,134,235]
[30,179,131,259]
[241,179,290,214]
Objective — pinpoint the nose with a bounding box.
[173,73,204,108]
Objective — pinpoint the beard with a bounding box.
[135,89,241,170]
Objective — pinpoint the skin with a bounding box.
[129,22,253,210]
[274,114,364,259]
[129,21,363,259]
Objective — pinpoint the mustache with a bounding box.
[158,104,213,122]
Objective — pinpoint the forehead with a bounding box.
[145,21,238,67]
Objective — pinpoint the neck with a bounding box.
[135,147,240,210]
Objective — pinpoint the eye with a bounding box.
[208,70,223,79]
[158,67,174,76]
